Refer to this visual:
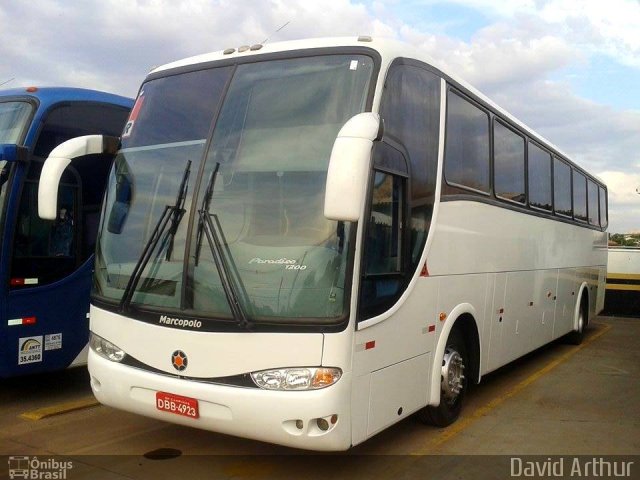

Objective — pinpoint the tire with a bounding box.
[566,301,587,345]
[418,327,468,427]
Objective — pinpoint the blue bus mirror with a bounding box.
[0,144,28,163]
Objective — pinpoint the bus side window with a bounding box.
[33,102,129,261]
[360,149,408,320]
[365,171,404,275]
[11,161,79,287]
[444,90,490,194]
[379,63,440,270]
[599,186,608,229]
[554,158,572,218]
[10,102,129,288]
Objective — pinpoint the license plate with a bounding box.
[156,391,199,419]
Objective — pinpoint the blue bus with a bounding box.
[0,87,132,377]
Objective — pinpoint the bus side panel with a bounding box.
[1,260,91,377]
[352,277,438,441]
[555,268,578,338]
[595,265,606,314]
[500,270,556,367]
[485,273,507,374]
[367,352,431,437]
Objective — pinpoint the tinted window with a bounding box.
[528,142,552,210]
[445,90,490,192]
[573,171,587,222]
[599,186,608,229]
[34,104,129,158]
[0,101,33,144]
[554,158,572,217]
[494,120,525,203]
[0,160,12,235]
[360,171,405,319]
[365,172,404,274]
[11,162,79,287]
[587,179,599,226]
[380,64,440,267]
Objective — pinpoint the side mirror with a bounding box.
[0,144,28,163]
[38,135,119,220]
[324,112,382,222]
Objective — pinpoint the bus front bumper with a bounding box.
[88,350,353,451]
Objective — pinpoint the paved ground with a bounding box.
[0,316,638,479]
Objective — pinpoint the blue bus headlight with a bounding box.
[89,332,126,363]
[250,367,342,391]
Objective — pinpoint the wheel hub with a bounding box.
[441,347,465,403]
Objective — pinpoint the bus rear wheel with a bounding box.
[418,327,468,427]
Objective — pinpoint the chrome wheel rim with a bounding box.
[441,347,465,404]
[577,309,585,333]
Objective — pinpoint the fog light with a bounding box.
[331,414,338,424]
[295,420,304,430]
[317,418,329,431]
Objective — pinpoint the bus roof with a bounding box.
[0,86,132,110]
[150,36,594,183]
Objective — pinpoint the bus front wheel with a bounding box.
[566,298,588,345]
[418,328,468,427]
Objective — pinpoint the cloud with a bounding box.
[407,0,640,68]
[0,0,393,97]
[599,171,640,233]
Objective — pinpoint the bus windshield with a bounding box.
[0,101,32,144]
[95,54,374,327]
[0,101,33,233]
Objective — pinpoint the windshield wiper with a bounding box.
[119,160,191,311]
[195,162,252,330]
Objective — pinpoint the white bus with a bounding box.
[605,246,640,315]
[39,37,608,451]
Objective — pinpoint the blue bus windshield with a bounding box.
[0,101,32,144]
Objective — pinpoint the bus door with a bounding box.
[1,102,129,377]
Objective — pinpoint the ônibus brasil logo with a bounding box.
[8,456,73,479]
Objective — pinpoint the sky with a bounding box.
[1,0,639,232]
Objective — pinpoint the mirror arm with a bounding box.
[38,135,119,220]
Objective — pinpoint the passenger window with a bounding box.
[599,186,608,229]
[587,179,599,226]
[11,162,79,287]
[34,103,129,158]
[444,90,490,193]
[11,102,129,288]
[528,142,552,211]
[573,171,587,222]
[494,120,525,203]
[554,158,572,217]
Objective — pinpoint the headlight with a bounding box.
[89,332,126,363]
[250,367,342,391]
